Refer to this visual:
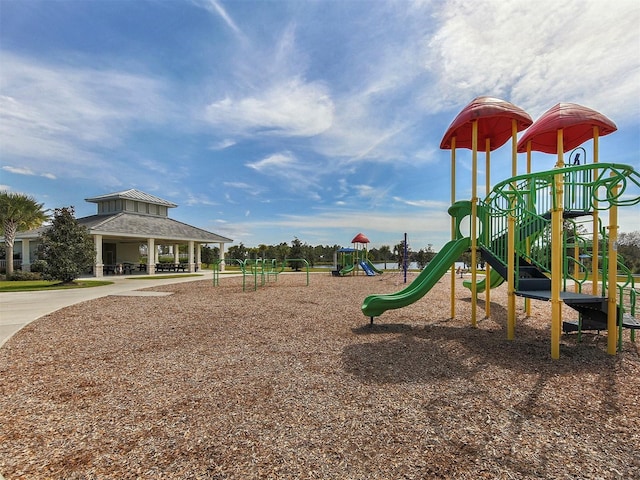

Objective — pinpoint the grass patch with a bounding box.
[0,280,113,292]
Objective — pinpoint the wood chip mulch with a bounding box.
[1,272,638,479]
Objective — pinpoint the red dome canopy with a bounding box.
[516,103,617,154]
[440,96,533,151]
[351,232,370,244]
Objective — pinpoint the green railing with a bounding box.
[235,258,310,291]
[462,162,640,320]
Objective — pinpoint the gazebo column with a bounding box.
[173,243,180,266]
[196,243,202,271]
[94,234,104,277]
[21,239,31,272]
[188,241,195,273]
[219,242,226,271]
[147,238,155,274]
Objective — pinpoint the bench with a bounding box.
[104,263,135,275]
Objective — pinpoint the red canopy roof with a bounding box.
[351,232,370,244]
[440,96,533,151]
[516,103,617,154]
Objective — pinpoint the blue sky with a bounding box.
[1,0,639,251]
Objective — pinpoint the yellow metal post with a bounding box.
[551,129,565,359]
[485,138,491,318]
[450,137,457,319]
[607,172,619,355]
[471,121,478,328]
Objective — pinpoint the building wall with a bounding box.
[116,242,141,264]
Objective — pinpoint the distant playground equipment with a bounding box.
[211,258,221,286]
[362,96,640,359]
[333,233,383,277]
[234,258,310,291]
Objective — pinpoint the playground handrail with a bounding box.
[487,163,640,216]
[465,163,639,311]
[236,258,310,291]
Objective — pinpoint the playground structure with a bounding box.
[233,258,310,291]
[362,96,640,359]
[334,233,383,277]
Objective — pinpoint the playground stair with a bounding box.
[483,246,640,333]
[473,163,640,340]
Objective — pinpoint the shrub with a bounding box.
[30,259,47,273]
[8,271,41,281]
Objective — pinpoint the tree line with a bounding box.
[214,232,640,274]
[217,238,441,270]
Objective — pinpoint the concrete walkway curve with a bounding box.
[0,272,221,349]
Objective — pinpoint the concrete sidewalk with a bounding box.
[0,272,216,348]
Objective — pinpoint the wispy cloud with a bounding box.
[246,152,296,171]
[424,0,640,122]
[194,0,244,38]
[210,139,236,150]
[246,151,324,197]
[0,53,170,177]
[313,0,640,164]
[393,196,450,209]
[205,77,334,137]
[2,165,56,180]
[223,181,265,196]
[183,192,219,206]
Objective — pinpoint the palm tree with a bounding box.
[0,192,49,276]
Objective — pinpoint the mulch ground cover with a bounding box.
[1,272,638,479]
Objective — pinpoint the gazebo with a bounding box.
[13,189,233,277]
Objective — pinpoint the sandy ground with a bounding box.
[1,272,638,479]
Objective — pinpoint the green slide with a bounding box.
[362,237,470,319]
[463,268,504,294]
[339,264,355,276]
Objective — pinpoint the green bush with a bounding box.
[30,259,47,273]
[8,270,42,281]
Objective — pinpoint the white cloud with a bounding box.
[3,165,35,176]
[0,53,169,175]
[210,139,237,150]
[196,0,243,37]
[183,192,219,206]
[223,181,252,189]
[246,151,325,197]
[246,152,296,171]
[205,77,334,137]
[424,0,640,122]
[222,181,265,196]
[393,196,450,209]
[2,165,56,180]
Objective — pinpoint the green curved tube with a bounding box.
[463,268,504,294]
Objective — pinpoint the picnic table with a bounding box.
[155,263,189,272]
[104,263,136,275]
